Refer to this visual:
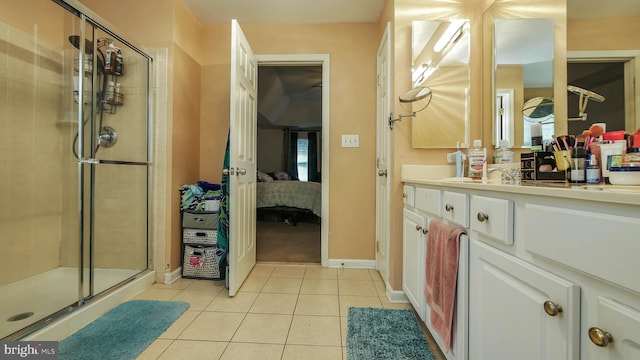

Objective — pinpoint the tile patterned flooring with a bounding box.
[134,263,445,360]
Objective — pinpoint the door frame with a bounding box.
[375,23,392,284]
[256,54,330,266]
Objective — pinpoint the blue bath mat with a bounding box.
[59,300,189,360]
[347,307,436,360]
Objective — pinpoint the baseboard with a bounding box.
[386,283,409,303]
[327,259,376,269]
[164,267,182,284]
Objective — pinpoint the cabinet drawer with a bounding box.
[403,185,415,207]
[402,185,416,207]
[525,203,640,294]
[442,191,469,228]
[182,211,219,229]
[415,187,441,216]
[470,195,514,245]
[183,228,217,245]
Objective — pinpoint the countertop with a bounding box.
[401,165,640,206]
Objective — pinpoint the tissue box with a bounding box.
[520,152,567,182]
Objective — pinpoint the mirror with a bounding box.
[411,19,470,148]
[567,0,640,136]
[492,18,554,148]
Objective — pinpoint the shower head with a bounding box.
[68,35,93,54]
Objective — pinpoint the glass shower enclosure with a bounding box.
[0,0,152,339]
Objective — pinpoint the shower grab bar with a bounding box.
[79,158,152,166]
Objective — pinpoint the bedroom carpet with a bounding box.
[256,221,320,263]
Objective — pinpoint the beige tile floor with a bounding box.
[134,263,445,360]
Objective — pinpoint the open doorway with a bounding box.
[255,65,323,263]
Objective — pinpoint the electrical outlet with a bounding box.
[341,134,360,148]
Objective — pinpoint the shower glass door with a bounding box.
[0,0,151,340]
[77,21,151,299]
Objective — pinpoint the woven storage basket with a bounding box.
[183,228,217,245]
[182,245,220,279]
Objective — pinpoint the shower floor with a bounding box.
[1,267,140,339]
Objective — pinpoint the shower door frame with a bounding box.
[74,12,154,303]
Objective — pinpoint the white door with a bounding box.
[228,19,257,296]
[375,22,392,282]
[469,239,580,360]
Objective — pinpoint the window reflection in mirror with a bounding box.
[493,18,554,148]
[411,19,470,148]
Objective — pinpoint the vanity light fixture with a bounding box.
[567,85,605,121]
[388,86,433,129]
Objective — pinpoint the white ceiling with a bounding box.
[182,0,385,24]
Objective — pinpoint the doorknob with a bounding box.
[222,168,235,175]
[378,169,388,177]
[237,168,247,176]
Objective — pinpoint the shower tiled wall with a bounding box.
[0,20,67,285]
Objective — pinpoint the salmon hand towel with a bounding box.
[424,219,466,352]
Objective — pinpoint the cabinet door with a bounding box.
[403,208,427,321]
[583,297,640,360]
[469,240,580,360]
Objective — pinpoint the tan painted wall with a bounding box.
[199,22,380,260]
[568,17,640,51]
[387,0,489,290]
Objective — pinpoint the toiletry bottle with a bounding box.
[570,147,586,183]
[494,139,514,164]
[468,139,485,179]
[531,123,543,152]
[586,153,600,184]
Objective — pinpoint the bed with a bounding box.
[256,180,321,221]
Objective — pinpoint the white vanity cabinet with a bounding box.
[469,239,580,360]
[402,184,468,360]
[403,207,428,321]
[402,175,640,360]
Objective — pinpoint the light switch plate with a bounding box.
[341,134,360,148]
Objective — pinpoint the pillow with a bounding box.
[257,170,273,182]
[273,171,290,180]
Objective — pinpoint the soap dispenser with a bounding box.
[468,139,486,179]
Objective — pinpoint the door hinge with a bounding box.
[376,240,379,252]
[377,75,382,86]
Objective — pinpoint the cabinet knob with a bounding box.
[403,193,407,198]
[588,327,613,347]
[543,301,563,316]
[415,225,422,232]
[422,228,429,234]
[378,169,388,177]
[477,212,489,222]
[445,204,454,212]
